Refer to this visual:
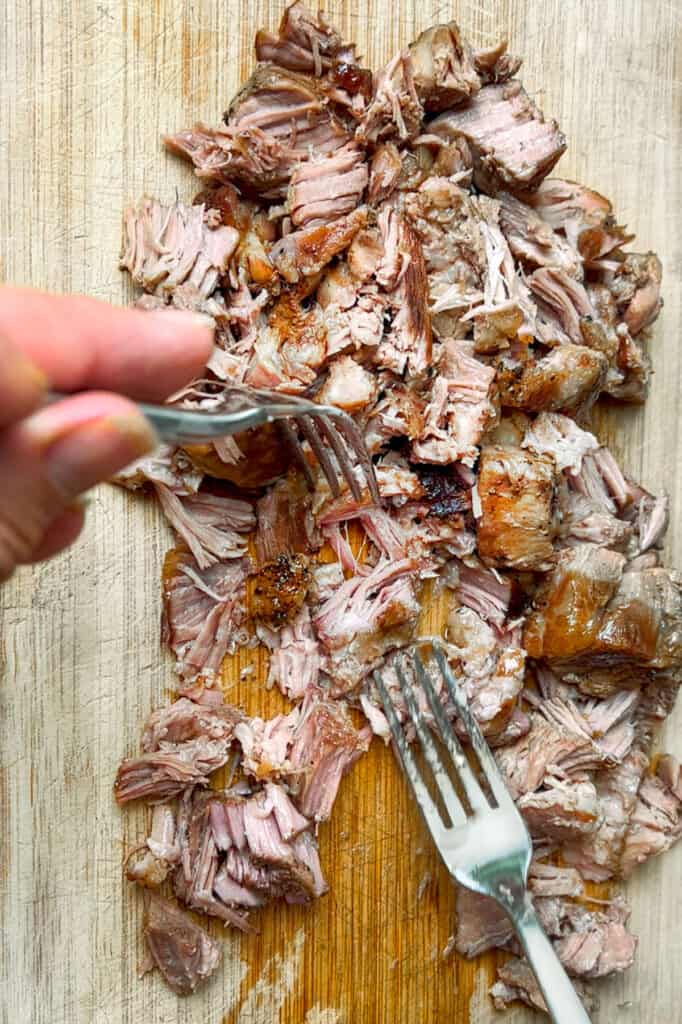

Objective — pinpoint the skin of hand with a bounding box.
[0,286,215,581]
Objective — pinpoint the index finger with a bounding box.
[0,287,215,402]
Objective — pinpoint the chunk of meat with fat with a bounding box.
[367,142,402,204]
[288,144,368,229]
[605,251,663,336]
[523,177,634,261]
[518,776,600,842]
[143,892,221,996]
[496,345,608,416]
[408,21,480,111]
[476,445,556,571]
[115,443,203,495]
[318,355,378,412]
[255,1,355,76]
[429,79,565,192]
[524,544,682,695]
[356,49,422,145]
[562,750,648,880]
[620,754,682,876]
[498,190,582,277]
[270,206,368,284]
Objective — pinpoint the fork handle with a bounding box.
[512,896,592,1024]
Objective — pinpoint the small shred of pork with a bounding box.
[258,605,321,700]
[126,805,181,887]
[155,487,255,570]
[120,198,239,299]
[161,550,250,681]
[286,691,371,820]
[408,21,480,112]
[491,957,595,1015]
[412,341,498,466]
[143,892,221,996]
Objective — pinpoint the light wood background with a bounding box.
[1,2,681,1022]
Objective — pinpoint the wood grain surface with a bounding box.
[1,2,681,1022]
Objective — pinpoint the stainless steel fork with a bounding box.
[51,384,379,503]
[374,640,592,1024]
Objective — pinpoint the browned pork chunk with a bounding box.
[143,892,221,995]
[524,544,682,695]
[496,345,608,416]
[270,206,368,284]
[476,445,556,571]
[247,554,311,628]
[408,21,480,111]
[430,80,566,192]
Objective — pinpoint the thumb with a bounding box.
[0,391,157,580]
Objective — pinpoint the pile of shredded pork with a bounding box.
[114,3,681,1011]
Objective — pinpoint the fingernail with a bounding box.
[44,414,158,500]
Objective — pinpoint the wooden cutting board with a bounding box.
[2,2,681,1022]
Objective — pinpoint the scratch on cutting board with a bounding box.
[468,967,489,1023]
[234,929,305,1024]
[304,1007,343,1024]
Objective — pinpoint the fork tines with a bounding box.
[285,408,380,505]
[373,641,514,834]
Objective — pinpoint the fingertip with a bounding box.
[140,308,216,376]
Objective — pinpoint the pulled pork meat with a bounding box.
[143,892,222,995]
[114,3,676,1012]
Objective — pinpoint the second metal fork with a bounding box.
[374,641,592,1024]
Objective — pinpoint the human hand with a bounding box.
[0,287,214,580]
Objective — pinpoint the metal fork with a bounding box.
[51,385,379,504]
[374,640,592,1024]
